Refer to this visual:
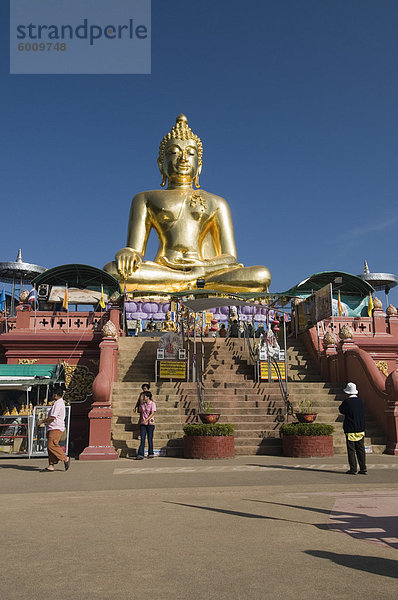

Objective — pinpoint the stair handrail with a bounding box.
[269,356,294,419]
[242,322,293,420]
[242,322,257,363]
[192,352,205,413]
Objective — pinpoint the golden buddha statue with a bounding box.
[162,310,176,331]
[104,114,271,293]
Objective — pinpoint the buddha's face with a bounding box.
[160,138,201,184]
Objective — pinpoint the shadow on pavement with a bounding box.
[305,550,398,579]
[246,463,345,474]
[0,463,42,471]
[246,499,398,551]
[165,501,315,526]
[244,499,339,516]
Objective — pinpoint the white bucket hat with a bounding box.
[344,382,358,395]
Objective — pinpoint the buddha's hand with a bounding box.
[116,248,143,279]
[203,254,241,267]
[159,253,204,269]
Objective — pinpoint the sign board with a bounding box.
[49,286,110,305]
[315,284,333,322]
[260,361,286,381]
[158,332,183,360]
[159,361,186,380]
[297,284,333,332]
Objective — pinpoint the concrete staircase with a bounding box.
[287,338,387,454]
[112,381,193,458]
[110,335,387,457]
[112,337,188,457]
[196,339,285,455]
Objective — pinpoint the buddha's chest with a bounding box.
[151,192,210,226]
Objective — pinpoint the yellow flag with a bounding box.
[99,285,106,309]
[337,291,343,316]
[62,286,68,310]
[367,294,374,317]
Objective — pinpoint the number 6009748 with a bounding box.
[18,42,66,51]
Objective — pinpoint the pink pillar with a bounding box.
[372,308,387,335]
[385,370,398,455]
[321,345,337,381]
[387,315,398,337]
[15,303,32,328]
[337,338,359,383]
[109,304,121,333]
[79,337,119,460]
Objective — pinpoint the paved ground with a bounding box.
[1,454,398,600]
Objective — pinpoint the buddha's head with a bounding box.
[158,114,203,188]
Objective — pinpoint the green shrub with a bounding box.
[280,423,334,436]
[183,423,235,437]
[200,401,214,413]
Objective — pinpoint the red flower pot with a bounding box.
[199,413,220,424]
[295,413,317,423]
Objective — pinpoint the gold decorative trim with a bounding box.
[339,324,353,340]
[102,320,118,338]
[63,362,95,403]
[375,361,388,378]
[18,359,38,364]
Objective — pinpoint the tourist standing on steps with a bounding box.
[339,382,367,475]
[134,383,150,414]
[38,388,70,472]
[136,391,156,459]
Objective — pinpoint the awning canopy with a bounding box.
[0,364,64,389]
[32,264,120,295]
[284,271,375,298]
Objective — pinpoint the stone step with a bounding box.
[112,411,183,420]
[113,431,184,442]
[112,333,388,456]
[113,401,184,408]
[234,436,281,446]
[112,415,182,425]
[289,388,345,396]
[185,399,285,407]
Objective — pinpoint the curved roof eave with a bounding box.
[284,271,374,297]
[32,264,121,293]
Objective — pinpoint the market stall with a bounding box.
[0,363,69,458]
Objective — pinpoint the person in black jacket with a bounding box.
[339,382,367,475]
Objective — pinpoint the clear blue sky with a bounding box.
[1,1,397,305]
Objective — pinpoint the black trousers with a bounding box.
[346,436,366,472]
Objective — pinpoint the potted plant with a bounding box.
[198,400,220,424]
[295,399,317,423]
[183,423,235,459]
[280,422,334,457]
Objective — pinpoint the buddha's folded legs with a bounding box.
[204,265,271,293]
[104,260,205,291]
[103,260,270,292]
